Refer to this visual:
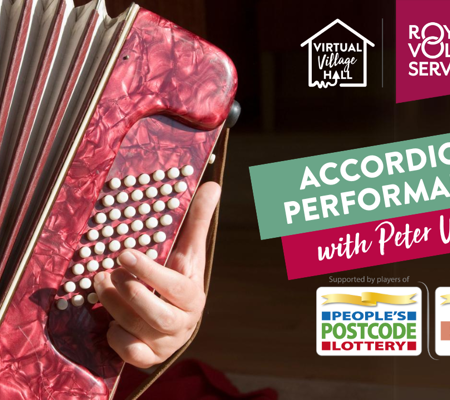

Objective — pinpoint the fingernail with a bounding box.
[94,272,107,284]
[110,270,121,285]
[119,251,137,267]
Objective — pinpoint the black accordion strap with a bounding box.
[125,127,230,400]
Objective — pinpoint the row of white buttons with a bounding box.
[87,214,172,241]
[108,166,194,190]
[64,278,92,293]
[56,293,98,310]
[79,232,166,258]
[94,198,180,224]
[101,182,188,207]
[72,247,159,277]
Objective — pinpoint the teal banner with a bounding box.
[250,134,450,240]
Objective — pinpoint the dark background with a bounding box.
[78,1,450,398]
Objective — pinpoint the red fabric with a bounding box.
[115,359,278,400]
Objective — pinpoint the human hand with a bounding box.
[93,182,221,368]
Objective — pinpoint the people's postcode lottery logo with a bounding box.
[316,287,421,356]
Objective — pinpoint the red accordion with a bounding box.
[0,0,238,398]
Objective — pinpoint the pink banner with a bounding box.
[282,208,450,279]
[397,0,450,103]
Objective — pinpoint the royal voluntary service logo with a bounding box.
[397,0,450,102]
[301,19,374,89]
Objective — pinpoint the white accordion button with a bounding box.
[182,165,194,176]
[109,178,121,190]
[146,249,158,260]
[167,167,180,179]
[56,298,68,310]
[138,203,151,215]
[167,198,180,210]
[153,170,165,181]
[109,209,121,221]
[64,281,76,293]
[71,295,85,307]
[102,258,114,269]
[153,200,165,213]
[87,260,99,272]
[138,234,151,246]
[124,206,136,218]
[145,217,158,229]
[209,154,216,164]
[138,173,151,185]
[160,215,173,226]
[116,192,129,204]
[124,175,137,187]
[160,184,173,196]
[131,220,144,232]
[116,223,129,235]
[79,247,91,259]
[131,190,143,202]
[153,231,166,243]
[87,293,99,304]
[174,181,187,193]
[145,187,158,198]
[124,237,136,249]
[94,213,107,224]
[94,242,106,255]
[102,195,114,207]
[102,226,114,238]
[79,278,92,290]
[72,264,85,276]
[109,240,121,252]
[87,229,99,241]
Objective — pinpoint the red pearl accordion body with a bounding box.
[0,8,237,399]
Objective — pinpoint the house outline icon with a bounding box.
[301,19,375,88]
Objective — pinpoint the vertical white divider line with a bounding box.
[418,281,438,360]
[382,18,384,88]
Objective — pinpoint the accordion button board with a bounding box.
[54,160,197,311]
[0,2,237,399]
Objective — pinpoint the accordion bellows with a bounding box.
[0,0,237,398]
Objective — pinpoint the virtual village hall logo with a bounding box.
[301,19,375,89]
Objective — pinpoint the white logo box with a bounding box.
[435,287,450,356]
[317,287,422,356]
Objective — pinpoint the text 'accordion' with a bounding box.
[0,0,238,398]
